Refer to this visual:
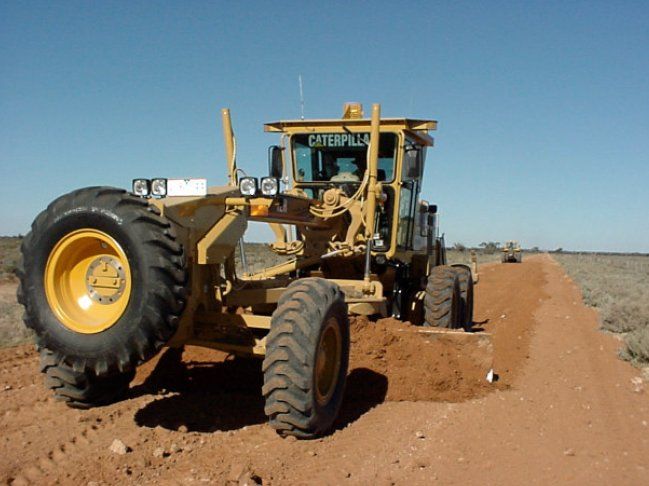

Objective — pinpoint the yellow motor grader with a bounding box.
[18,103,477,438]
[501,240,523,263]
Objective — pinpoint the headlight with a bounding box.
[132,179,151,197]
[151,178,167,197]
[260,177,279,196]
[239,177,258,196]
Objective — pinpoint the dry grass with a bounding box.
[0,237,31,347]
[554,253,649,365]
[235,245,511,274]
[0,283,32,348]
[235,245,506,274]
[0,237,21,280]
[446,249,504,266]
[235,243,290,275]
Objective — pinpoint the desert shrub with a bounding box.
[555,253,649,364]
[622,328,649,364]
[236,243,291,275]
[601,299,649,334]
[479,241,501,254]
[0,313,33,348]
[0,285,33,348]
[0,236,22,280]
[446,249,502,266]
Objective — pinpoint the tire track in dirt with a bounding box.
[5,390,161,485]
[0,347,166,485]
[0,348,39,391]
[5,405,110,484]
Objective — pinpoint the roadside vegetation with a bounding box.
[0,236,21,280]
[554,253,649,365]
[0,237,33,347]
[0,237,509,348]
[446,249,502,266]
[447,240,542,266]
[238,243,507,273]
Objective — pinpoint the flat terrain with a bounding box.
[1,255,647,485]
[554,253,649,364]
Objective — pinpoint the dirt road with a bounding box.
[1,255,647,485]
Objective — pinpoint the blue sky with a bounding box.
[1,1,648,252]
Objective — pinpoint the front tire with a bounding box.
[262,278,349,439]
[17,187,187,391]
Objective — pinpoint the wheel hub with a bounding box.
[85,256,127,304]
[315,318,342,406]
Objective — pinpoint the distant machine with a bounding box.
[502,240,523,263]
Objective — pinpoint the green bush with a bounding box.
[623,328,649,364]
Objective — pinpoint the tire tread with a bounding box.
[262,278,349,439]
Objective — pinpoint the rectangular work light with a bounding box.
[260,177,280,196]
[132,179,151,197]
[239,177,258,196]
[150,178,167,197]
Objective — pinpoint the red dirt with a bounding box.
[1,254,647,484]
[349,317,494,402]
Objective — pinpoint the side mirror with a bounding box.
[426,204,438,238]
[419,202,428,237]
[268,146,283,179]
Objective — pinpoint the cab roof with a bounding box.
[263,118,437,146]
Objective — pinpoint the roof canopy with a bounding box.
[264,118,437,146]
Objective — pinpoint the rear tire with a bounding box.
[17,186,187,388]
[262,278,349,439]
[423,266,462,329]
[454,266,474,330]
[41,347,135,408]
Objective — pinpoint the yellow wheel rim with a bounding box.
[315,318,342,406]
[45,229,132,334]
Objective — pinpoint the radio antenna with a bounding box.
[298,74,305,120]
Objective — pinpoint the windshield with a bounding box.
[291,132,397,183]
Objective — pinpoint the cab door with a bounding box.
[396,144,424,250]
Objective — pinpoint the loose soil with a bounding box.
[348,317,495,402]
[1,255,647,484]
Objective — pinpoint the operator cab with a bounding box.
[264,103,436,255]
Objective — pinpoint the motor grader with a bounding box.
[18,103,477,439]
[501,240,522,263]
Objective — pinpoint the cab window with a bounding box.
[292,132,397,183]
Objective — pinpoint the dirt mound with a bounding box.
[348,317,494,402]
[128,316,495,416]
